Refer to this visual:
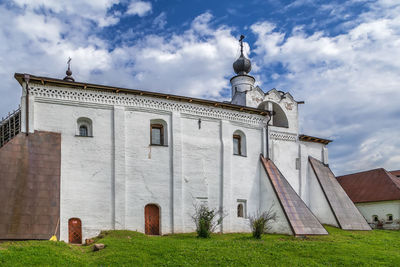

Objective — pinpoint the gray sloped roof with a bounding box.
[309,157,371,230]
[261,156,328,236]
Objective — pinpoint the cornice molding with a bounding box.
[29,85,266,126]
[270,130,297,142]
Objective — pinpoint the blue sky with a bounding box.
[0,0,399,175]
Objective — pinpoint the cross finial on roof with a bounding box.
[63,57,75,82]
[239,35,245,56]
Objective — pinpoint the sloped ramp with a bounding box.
[261,156,328,236]
[309,157,371,230]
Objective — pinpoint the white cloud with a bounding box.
[126,0,152,17]
[251,0,400,174]
[101,13,238,99]
[11,0,121,27]
[153,12,167,29]
[0,5,239,121]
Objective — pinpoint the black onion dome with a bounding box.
[233,54,252,75]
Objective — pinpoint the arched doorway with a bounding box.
[68,218,82,244]
[145,204,160,235]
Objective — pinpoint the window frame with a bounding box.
[150,123,164,146]
[372,215,379,223]
[233,134,242,156]
[387,214,393,222]
[76,117,93,138]
[236,199,247,219]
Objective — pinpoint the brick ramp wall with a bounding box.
[0,131,61,239]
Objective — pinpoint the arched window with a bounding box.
[233,130,246,156]
[258,101,289,128]
[237,204,244,218]
[387,214,393,222]
[372,215,379,223]
[150,119,168,146]
[77,117,93,137]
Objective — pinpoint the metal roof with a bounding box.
[261,156,328,236]
[337,168,400,203]
[299,134,332,145]
[309,157,371,230]
[390,170,400,177]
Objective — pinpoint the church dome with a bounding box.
[233,54,251,75]
[233,35,252,75]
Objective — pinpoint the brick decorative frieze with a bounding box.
[270,130,297,142]
[29,85,266,127]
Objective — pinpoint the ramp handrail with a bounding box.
[0,107,21,148]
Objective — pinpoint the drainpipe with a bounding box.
[24,74,30,135]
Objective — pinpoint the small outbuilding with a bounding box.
[337,169,400,229]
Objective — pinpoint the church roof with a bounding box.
[390,170,400,177]
[299,134,332,145]
[337,168,400,203]
[14,73,271,117]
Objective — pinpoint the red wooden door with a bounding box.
[145,204,160,235]
[68,218,82,244]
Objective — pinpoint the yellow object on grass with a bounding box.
[49,218,60,241]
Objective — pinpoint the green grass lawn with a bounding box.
[1,226,399,266]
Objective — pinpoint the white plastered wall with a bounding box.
[30,83,272,241]
[124,110,173,235]
[28,81,334,241]
[181,116,222,232]
[229,123,263,232]
[307,164,339,227]
[299,141,326,206]
[34,101,114,242]
[356,200,400,229]
[270,137,299,194]
[259,167,293,235]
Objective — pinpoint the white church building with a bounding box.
[0,37,370,243]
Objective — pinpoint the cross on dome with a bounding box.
[63,57,75,82]
[233,35,252,75]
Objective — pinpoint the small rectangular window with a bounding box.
[237,199,247,218]
[233,135,241,155]
[151,124,163,145]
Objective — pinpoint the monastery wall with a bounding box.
[28,84,272,240]
[356,200,400,229]
[34,101,114,241]
[307,164,339,227]
[299,141,326,205]
[20,81,331,241]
